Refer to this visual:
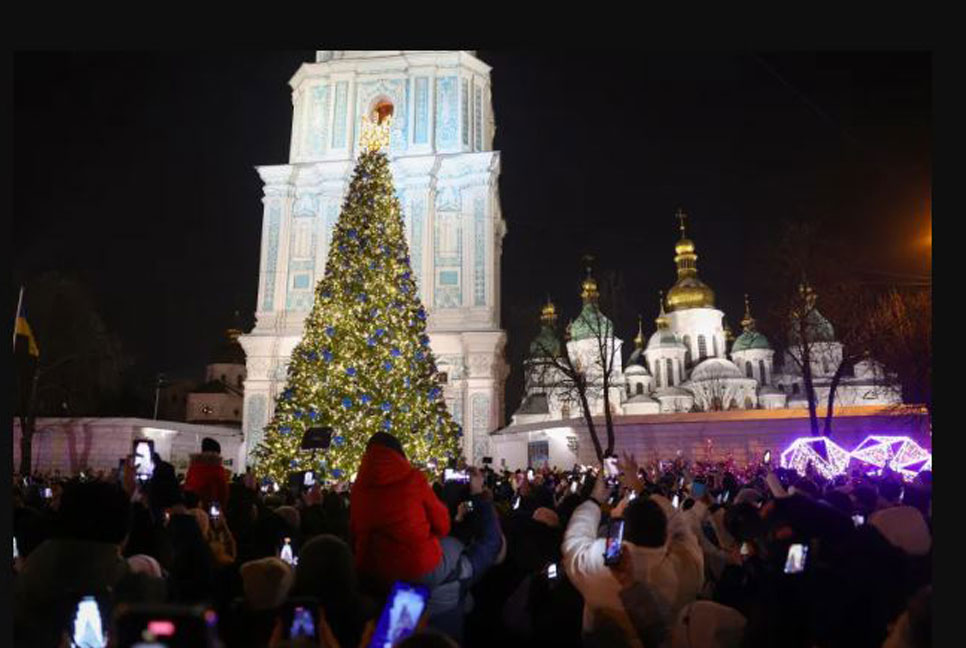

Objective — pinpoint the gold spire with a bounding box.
[580,257,599,304]
[741,293,756,331]
[540,297,557,326]
[359,113,392,152]
[633,314,645,349]
[724,320,735,343]
[666,209,715,311]
[798,281,817,310]
[655,291,670,330]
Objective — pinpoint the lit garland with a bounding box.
[780,436,852,480]
[250,121,461,484]
[850,435,932,481]
[779,435,933,481]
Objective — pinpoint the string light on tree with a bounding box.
[250,114,462,484]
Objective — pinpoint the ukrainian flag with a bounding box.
[15,301,39,357]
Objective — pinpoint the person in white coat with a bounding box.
[561,469,705,648]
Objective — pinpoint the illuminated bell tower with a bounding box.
[239,51,508,467]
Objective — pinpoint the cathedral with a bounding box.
[511,212,902,427]
[239,51,508,467]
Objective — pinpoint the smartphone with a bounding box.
[43,487,53,499]
[208,502,221,520]
[783,543,808,574]
[527,469,535,482]
[628,490,638,501]
[678,476,685,488]
[740,541,751,557]
[763,450,772,464]
[672,494,680,509]
[464,500,474,513]
[603,457,619,478]
[546,563,558,580]
[715,493,723,505]
[14,536,19,560]
[285,600,320,640]
[513,495,521,510]
[133,439,155,480]
[852,514,865,527]
[722,490,730,503]
[570,481,578,494]
[279,537,298,567]
[444,468,470,484]
[303,471,316,487]
[71,595,108,648]
[603,519,625,566]
[368,581,430,648]
[114,603,219,647]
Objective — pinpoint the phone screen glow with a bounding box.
[672,494,680,509]
[783,543,808,574]
[604,520,624,564]
[369,582,429,648]
[289,606,316,639]
[72,596,107,648]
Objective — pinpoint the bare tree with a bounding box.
[865,288,931,427]
[528,265,624,462]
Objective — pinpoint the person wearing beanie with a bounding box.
[291,535,375,648]
[240,556,294,611]
[184,437,230,509]
[350,433,452,591]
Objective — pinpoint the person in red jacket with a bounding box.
[184,437,230,508]
[350,433,450,591]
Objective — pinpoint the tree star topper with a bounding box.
[360,113,392,152]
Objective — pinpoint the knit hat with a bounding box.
[127,554,163,579]
[274,505,301,532]
[240,557,295,611]
[869,505,932,556]
[532,507,560,528]
[671,600,747,648]
[366,432,405,458]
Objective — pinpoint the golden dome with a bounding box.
[655,291,670,329]
[633,315,645,349]
[675,238,695,255]
[580,270,599,304]
[666,208,715,311]
[540,298,557,325]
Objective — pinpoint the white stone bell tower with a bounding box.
[238,51,509,468]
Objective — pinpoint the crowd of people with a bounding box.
[13,433,932,647]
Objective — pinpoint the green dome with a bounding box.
[731,330,772,353]
[789,308,836,344]
[529,325,561,357]
[568,303,614,341]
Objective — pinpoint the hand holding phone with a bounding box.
[603,519,625,566]
[783,543,808,574]
[209,502,221,520]
[368,582,430,647]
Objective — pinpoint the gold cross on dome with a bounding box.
[676,208,688,238]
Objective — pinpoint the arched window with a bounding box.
[636,383,644,395]
[745,361,753,378]
[729,398,738,410]
[713,335,719,357]
[677,359,683,381]
[683,335,692,366]
[712,396,722,410]
[666,358,674,385]
[822,358,829,374]
[759,360,767,384]
[792,383,800,394]
[655,367,662,388]
[698,335,707,360]
[744,396,754,409]
[561,405,571,419]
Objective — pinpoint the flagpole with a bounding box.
[13,285,23,353]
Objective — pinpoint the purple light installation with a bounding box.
[780,434,932,480]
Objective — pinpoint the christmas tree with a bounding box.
[251,115,462,483]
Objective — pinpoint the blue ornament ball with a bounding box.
[383,360,393,371]
[323,350,334,362]
[381,401,392,412]
[360,394,372,404]
[332,468,344,479]
[334,435,345,447]
[390,348,401,357]
[325,326,335,336]
[342,397,353,408]
[346,367,357,377]
[383,419,392,430]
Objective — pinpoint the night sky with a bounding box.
[14,51,931,418]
